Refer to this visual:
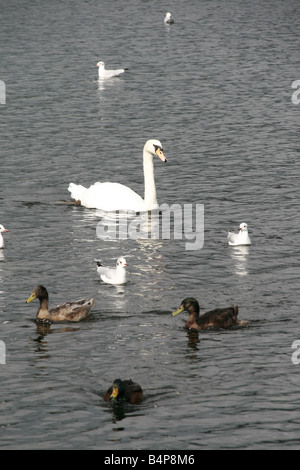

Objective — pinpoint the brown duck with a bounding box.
[104,379,144,404]
[26,285,94,322]
[172,297,246,330]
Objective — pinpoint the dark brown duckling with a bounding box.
[104,379,144,404]
[26,285,94,322]
[172,297,247,330]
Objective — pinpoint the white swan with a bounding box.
[0,225,9,249]
[227,222,251,246]
[95,256,128,285]
[68,139,167,212]
[96,61,127,79]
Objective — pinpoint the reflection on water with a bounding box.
[95,210,163,241]
[229,245,250,277]
[1,0,298,449]
[186,329,200,351]
[96,77,126,94]
[34,321,82,343]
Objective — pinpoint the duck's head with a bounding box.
[144,139,167,162]
[26,285,49,303]
[238,223,248,232]
[116,257,129,268]
[171,298,200,317]
[110,379,126,402]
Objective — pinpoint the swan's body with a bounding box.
[26,285,94,322]
[96,61,127,79]
[96,256,128,285]
[68,139,167,212]
[164,12,174,24]
[0,225,9,248]
[227,222,251,246]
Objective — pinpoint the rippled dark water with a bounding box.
[1,0,300,450]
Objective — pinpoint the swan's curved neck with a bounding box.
[143,150,157,210]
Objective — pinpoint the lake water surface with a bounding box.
[1,0,300,450]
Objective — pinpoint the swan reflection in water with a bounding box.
[95,209,163,242]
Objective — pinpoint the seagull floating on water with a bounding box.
[95,256,128,285]
[0,225,9,249]
[96,61,127,79]
[164,12,174,24]
[227,222,251,246]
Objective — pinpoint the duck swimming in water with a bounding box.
[104,379,144,404]
[26,285,94,322]
[172,297,246,330]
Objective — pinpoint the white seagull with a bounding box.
[96,256,129,285]
[164,12,174,24]
[96,61,127,79]
[0,225,9,249]
[227,223,251,246]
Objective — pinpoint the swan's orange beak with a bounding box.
[155,147,167,162]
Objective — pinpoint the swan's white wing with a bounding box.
[69,182,145,211]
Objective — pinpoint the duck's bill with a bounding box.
[155,147,167,162]
[26,292,37,303]
[110,387,119,400]
[171,305,185,316]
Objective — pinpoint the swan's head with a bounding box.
[96,61,105,68]
[144,139,167,162]
[238,223,248,232]
[116,257,129,268]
